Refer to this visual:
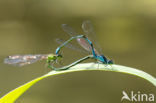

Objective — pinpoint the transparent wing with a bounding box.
[82,20,102,54]
[82,20,96,36]
[61,24,78,36]
[55,38,88,54]
[61,22,92,54]
[4,54,48,66]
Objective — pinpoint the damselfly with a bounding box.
[56,20,113,64]
[4,20,113,71]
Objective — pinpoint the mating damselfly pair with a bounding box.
[4,20,113,71]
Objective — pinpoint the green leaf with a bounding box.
[0,63,156,103]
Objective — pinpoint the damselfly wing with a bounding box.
[4,54,49,66]
[62,24,92,53]
[61,20,99,54]
[55,38,87,54]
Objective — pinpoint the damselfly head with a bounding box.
[47,54,63,62]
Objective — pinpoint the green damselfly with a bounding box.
[4,54,62,70]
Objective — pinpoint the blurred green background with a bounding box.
[0,0,156,103]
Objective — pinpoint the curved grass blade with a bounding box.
[0,63,156,103]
